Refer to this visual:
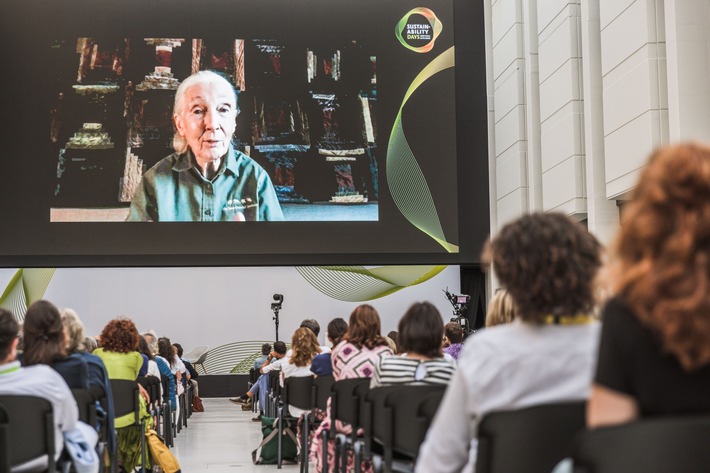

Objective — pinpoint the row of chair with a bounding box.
[266,374,445,473]
[0,372,193,473]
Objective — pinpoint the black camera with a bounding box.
[271,293,283,310]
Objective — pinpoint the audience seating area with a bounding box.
[0,370,196,473]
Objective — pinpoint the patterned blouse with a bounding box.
[332,340,393,380]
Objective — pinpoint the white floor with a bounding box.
[172,398,303,472]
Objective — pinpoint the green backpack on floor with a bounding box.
[251,416,299,465]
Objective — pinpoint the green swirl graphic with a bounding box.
[296,265,447,301]
[0,268,56,322]
[387,46,457,253]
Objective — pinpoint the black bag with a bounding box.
[251,416,299,465]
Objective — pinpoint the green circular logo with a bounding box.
[396,8,443,53]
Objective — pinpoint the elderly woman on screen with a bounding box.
[127,70,283,222]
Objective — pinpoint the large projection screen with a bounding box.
[0,0,487,267]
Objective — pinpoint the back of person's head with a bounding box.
[0,309,19,362]
[61,308,85,353]
[485,288,517,327]
[398,302,445,358]
[273,341,287,355]
[387,330,399,353]
[611,142,710,371]
[173,343,183,358]
[158,337,175,365]
[487,212,602,321]
[345,304,388,349]
[261,343,272,356]
[327,318,348,346]
[300,319,321,337]
[444,321,464,344]
[143,331,158,355]
[22,300,67,366]
[138,335,155,361]
[290,327,321,367]
[83,336,98,353]
[99,317,139,354]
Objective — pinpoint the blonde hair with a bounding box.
[290,327,321,367]
[61,308,85,353]
[485,289,517,327]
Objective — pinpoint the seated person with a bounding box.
[588,143,710,427]
[0,308,79,472]
[310,317,348,377]
[254,343,271,371]
[231,341,287,415]
[280,327,321,417]
[442,321,464,361]
[127,70,284,222]
[371,302,456,388]
[415,212,603,473]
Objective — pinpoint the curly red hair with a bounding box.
[99,317,139,353]
[611,143,710,371]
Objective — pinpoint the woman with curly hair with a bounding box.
[589,143,710,427]
[94,317,151,472]
[416,212,603,473]
[311,304,393,473]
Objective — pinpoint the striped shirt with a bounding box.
[370,355,456,388]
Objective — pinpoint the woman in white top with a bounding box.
[281,327,321,417]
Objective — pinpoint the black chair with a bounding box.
[367,385,445,473]
[279,375,315,471]
[159,374,174,447]
[310,375,334,472]
[72,388,99,427]
[572,415,710,473]
[267,369,282,418]
[329,378,371,473]
[0,395,59,472]
[476,401,586,473]
[0,403,9,473]
[110,379,148,473]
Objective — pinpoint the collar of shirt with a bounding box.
[171,147,241,179]
[0,360,21,376]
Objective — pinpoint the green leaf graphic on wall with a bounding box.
[296,265,446,301]
[387,46,458,253]
[0,268,56,322]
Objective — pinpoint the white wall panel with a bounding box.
[493,62,525,120]
[541,101,584,171]
[538,0,572,34]
[539,8,576,82]
[600,0,652,76]
[495,143,528,198]
[491,0,521,46]
[497,188,529,227]
[542,156,586,213]
[493,22,524,80]
[539,59,581,121]
[494,104,526,154]
[599,0,636,30]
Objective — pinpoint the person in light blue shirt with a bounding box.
[127,70,284,222]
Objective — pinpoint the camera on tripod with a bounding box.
[271,293,283,311]
[443,288,473,336]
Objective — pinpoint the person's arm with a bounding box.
[587,383,640,428]
[137,382,150,404]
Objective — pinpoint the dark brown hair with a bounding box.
[611,143,710,371]
[344,304,388,349]
[0,309,19,361]
[22,300,67,366]
[327,318,348,346]
[398,302,444,358]
[138,335,155,361]
[99,317,139,354]
[486,212,602,321]
[444,321,464,344]
[158,337,176,367]
[290,327,321,367]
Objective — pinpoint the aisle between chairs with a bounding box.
[171,398,303,473]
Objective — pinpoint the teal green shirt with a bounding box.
[127,147,284,221]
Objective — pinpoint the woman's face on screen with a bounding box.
[174,79,237,165]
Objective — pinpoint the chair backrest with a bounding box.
[283,375,314,413]
[389,385,446,459]
[572,415,710,473]
[330,378,370,430]
[109,379,140,425]
[0,403,9,473]
[476,401,586,473]
[72,388,98,426]
[137,375,161,407]
[313,375,334,411]
[0,395,57,472]
[183,345,209,363]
